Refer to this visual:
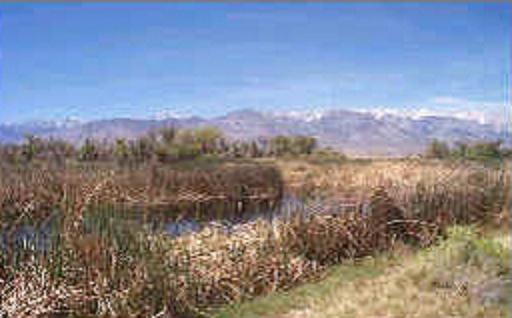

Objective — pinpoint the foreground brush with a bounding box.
[0,159,508,317]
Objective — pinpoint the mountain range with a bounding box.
[0,109,507,157]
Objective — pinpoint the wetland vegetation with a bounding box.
[0,128,510,317]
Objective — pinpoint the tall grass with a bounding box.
[0,159,509,317]
[0,161,283,224]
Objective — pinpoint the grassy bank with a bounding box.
[216,226,511,318]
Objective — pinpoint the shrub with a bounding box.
[425,139,450,159]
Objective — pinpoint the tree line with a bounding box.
[0,127,319,166]
[424,139,511,161]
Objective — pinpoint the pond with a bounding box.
[0,195,303,251]
[1,193,369,253]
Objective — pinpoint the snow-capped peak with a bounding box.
[153,109,191,120]
[5,117,83,129]
[360,107,491,125]
[267,109,327,122]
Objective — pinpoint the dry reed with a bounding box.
[0,159,508,317]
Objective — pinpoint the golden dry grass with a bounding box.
[0,159,509,317]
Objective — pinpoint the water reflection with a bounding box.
[0,212,60,252]
[144,194,314,237]
[2,193,358,251]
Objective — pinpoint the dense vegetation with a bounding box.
[0,155,508,317]
[0,127,321,166]
[425,138,510,161]
[0,129,509,317]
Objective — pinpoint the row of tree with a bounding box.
[425,139,510,160]
[0,127,319,166]
[2,132,508,166]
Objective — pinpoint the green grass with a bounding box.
[213,255,394,318]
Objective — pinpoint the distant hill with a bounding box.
[0,109,506,157]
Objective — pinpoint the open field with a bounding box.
[0,158,509,317]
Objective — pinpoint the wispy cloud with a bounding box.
[427,96,507,127]
[428,96,505,110]
[430,96,466,105]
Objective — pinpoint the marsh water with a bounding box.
[1,194,342,252]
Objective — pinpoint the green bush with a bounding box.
[425,139,450,159]
[425,140,506,161]
[428,226,509,276]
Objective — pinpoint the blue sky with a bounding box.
[0,3,510,123]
